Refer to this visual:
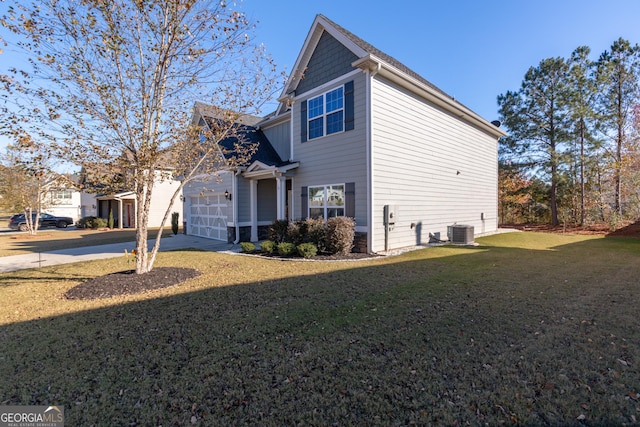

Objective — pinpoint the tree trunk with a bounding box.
[580,119,585,226]
[615,130,622,215]
[135,170,155,274]
[550,177,559,225]
[615,78,623,215]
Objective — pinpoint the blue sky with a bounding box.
[240,0,640,121]
[2,0,640,151]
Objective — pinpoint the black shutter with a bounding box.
[300,100,308,143]
[344,80,354,131]
[345,182,355,218]
[300,186,308,220]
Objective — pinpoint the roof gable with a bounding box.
[277,15,506,138]
[278,15,366,106]
[294,31,358,95]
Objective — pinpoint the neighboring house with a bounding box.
[43,175,82,222]
[184,14,506,253]
[79,165,183,229]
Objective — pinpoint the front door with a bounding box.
[123,202,134,228]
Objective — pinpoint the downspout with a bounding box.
[366,65,379,253]
[233,170,241,244]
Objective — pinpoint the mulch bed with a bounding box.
[64,251,374,300]
[254,251,379,261]
[65,267,201,300]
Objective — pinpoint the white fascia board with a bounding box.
[278,15,368,100]
[257,110,291,129]
[354,55,507,139]
[246,161,271,173]
[242,162,300,179]
[96,191,135,200]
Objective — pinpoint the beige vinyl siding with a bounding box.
[46,190,83,221]
[292,72,368,226]
[262,120,291,161]
[371,75,498,252]
[147,175,183,228]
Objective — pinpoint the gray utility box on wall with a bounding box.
[448,224,474,244]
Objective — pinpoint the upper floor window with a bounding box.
[51,189,73,203]
[307,86,344,140]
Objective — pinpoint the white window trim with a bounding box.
[307,85,345,140]
[308,183,346,220]
[293,69,360,100]
[51,189,73,203]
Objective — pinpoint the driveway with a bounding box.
[0,234,239,273]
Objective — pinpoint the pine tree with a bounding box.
[498,57,571,225]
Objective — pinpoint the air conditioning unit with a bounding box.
[447,224,474,244]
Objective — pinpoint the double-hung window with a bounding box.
[307,86,344,140]
[51,190,72,204]
[308,184,345,219]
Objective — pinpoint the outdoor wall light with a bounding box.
[224,190,232,201]
[180,195,185,202]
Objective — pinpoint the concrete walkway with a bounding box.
[0,234,239,273]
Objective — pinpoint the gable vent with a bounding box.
[447,224,474,244]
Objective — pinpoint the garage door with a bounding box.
[189,195,230,241]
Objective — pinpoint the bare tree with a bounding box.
[0,0,279,273]
[0,136,56,234]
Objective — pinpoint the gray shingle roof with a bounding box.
[317,14,462,106]
[202,117,285,167]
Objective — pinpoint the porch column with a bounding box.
[118,199,123,229]
[276,174,287,220]
[250,179,258,241]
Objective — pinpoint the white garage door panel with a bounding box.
[189,195,229,241]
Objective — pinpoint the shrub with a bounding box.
[260,240,276,254]
[286,220,305,246]
[239,242,256,253]
[305,218,327,252]
[93,217,108,228]
[108,209,114,229]
[269,220,289,243]
[77,216,108,229]
[297,242,317,259]
[326,216,355,255]
[171,212,180,235]
[277,242,297,257]
[76,216,95,228]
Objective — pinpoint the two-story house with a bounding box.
[183,14,506,253]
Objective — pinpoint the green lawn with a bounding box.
[1,232,639,425]
[0,228,162,257]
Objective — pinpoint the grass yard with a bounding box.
[1,231,639,425]
[0,228,159,257]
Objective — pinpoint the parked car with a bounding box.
[8,212,74,231]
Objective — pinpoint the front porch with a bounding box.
[235,161,298,242]
[96,192,136,229]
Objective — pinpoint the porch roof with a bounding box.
[95,191,135,201]
[242,160,299,179]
